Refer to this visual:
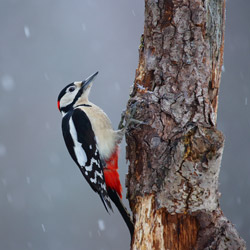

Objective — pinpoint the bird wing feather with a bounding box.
[62,108,112,212]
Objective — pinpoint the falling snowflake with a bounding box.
[26,176,31,184]
[24,26,30,38]
[0,144,6,157]
[44,72,50,81]
[82,23,86,31]
[41,224,46,232]
[88,231,92,238]
[98,219,105,231]
[2,179,7,187]
[1,75,15,92]
[7,194,12,203]
[27,242,32,249]
[222,65,225,72]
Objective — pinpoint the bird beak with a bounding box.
[81,72,99,90]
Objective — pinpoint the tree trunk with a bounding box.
[124,0,246,249]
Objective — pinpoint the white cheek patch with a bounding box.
[69,118,87,166]
[60,90,78,108]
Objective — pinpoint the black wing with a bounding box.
[62,108,112,212]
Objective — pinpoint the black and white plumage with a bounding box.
[61,107,112,211]
[57,72,134,238]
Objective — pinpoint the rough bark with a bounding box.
[123,0,246,249]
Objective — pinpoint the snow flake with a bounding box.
[45,122,51,130]
[88,231,92,238]
[2,179,7,187]
[27,242,32,249]
[0,144,6,157]
[1,75,15,92]
[24,26,30,38]
[7,194,12,203]
[82,23,86,31]
[44,72,50,81]
[98,219,105,231]
[26,176,30,184]
[114,82,121,92]
[41,224,46,232]
[236,197,242,205]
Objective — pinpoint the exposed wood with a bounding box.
[132,195,199,250]
[123,0,246,249]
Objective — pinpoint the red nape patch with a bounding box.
[104,148,122,198]
[57,101,60,110]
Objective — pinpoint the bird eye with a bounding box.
[68,86,75,92]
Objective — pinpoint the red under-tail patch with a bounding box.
[103,148,122,198]
[57,101,60,110]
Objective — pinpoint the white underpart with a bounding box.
[76,103,119,160]
[69,118,87,166]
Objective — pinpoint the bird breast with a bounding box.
[78,104,117,160]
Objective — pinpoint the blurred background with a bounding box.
[0,0,249,249]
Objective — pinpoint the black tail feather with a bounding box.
[107,189,134,238]
[100,193,113,214]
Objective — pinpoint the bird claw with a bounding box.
[127,118,147,127]
[118,102,147,130]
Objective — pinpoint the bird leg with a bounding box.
[116,102,146,144]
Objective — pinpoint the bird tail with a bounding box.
[107,188,134,239]
[103,148,134,238]
[99,191,113,214]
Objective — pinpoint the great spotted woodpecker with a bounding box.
[57,72,134,237]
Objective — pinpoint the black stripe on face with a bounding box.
[57,83,74,103]
[71,85,84,106]
[58,82,83,113]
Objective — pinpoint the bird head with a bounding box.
[57,71,98,114]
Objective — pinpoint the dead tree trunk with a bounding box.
[124,0,246,249]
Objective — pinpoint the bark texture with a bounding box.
[124,0,246,249]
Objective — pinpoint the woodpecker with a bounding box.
[57,72,134,237]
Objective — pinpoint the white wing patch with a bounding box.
[69,117,87,167]
[84,157,100,172]
[69,116,103,182]
[90,170,104,184]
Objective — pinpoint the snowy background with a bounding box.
[0,0,249,249]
